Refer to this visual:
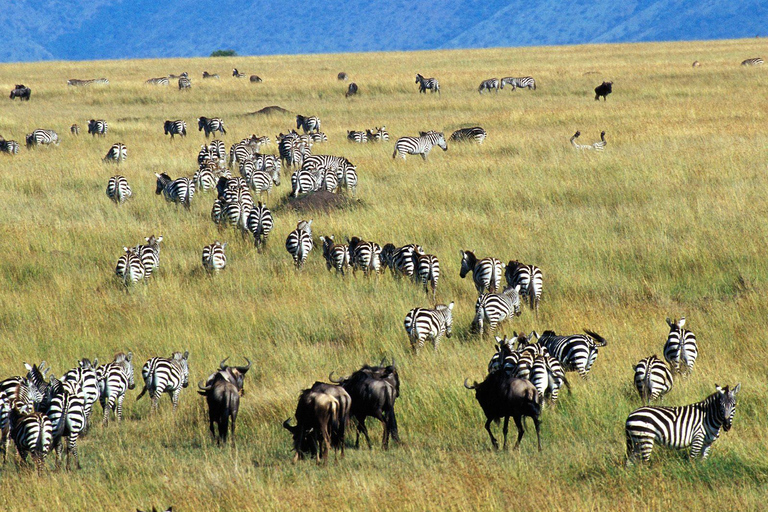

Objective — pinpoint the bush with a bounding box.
[210,49,237,57]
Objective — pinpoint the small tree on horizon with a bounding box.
[211,49,237,57]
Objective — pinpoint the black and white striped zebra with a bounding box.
[625,384,740,463]
[106,175,132,204]
[25,129,59,148]
[633,354,673,403]
[347,237,382,276]
[136,352,190,412]
[296,115,321,134]
[163,120,187,138]
[392,131,447,160]
[97,352,136,426]
[478,78,499,93]
[415,73,440,94]
[309,132,327,143]
[248,167,281,203]
[500,76,536,90]
[232,68,245,78]
[320,235,350,275]
[286,220,314,269]
[198,144,211,165]
[197,117,226,138]
[471,285,521,337]
[87,119,108,137]
[193,165,218,192]
[381,243,421,278]
[133,235,163,278]
[459,250,503,294]
[413,249,440,301]
[8,404,52,475]
[116,246,146,286]
[145,77,170,86]
[365,126,389,142]
[449,127,487,144]
[1,378,43,463]
[741,57,764,66]
[347,130,368,143]
[291,168,320,196]
[220,185,254,235]
[155,173,195,209]
[0,139,20,154]
[202,241,228,272]
[67,78,109,86]
[538,329,607,379]
[169,72,188,79]
[505,260,543,315]
[104,142,126,162]
[253,153,281,175]
[302,155,352,174]
[46,378,86,470]
[178,76,192,90]
[664,317,698,375]
[208,139,227,163]
[62,359,100,431]
[404,302,454,352]
[246,202,273,250]
[320,168,339,193]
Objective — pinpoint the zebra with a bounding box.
[291,168,320,196]
[220,185,254,236]
[253,154,281,176]
[155,173,195,209]
[1,379,43,462]
[46,378,86,470]
[415,73,440,94]
[404,303,454,352]
[62,359,100,430]
[136,352,191,412]
[741,57,764,66]
[198,144,211,165]
[296,115,321,134]
[67,78,109,86]
[664,317,698,375]
[198,117,226,138]
[538,329,607,379]
[246,202,273,250]
[8,403,52,475]
[392,132,447,160]
[591,131,607,151]
[97,352,136,426]
[104,142,127,162]
[319,235,350,275]
[70,124,80,135]
[116,246,146,286]
[193,165,218,192]
[500,76,536,90]
[302,155,352,174]
[459,250,504,294]
[133,235,163,278]
[202,241,228,273]
[347,237,382,276]
[286,220,314,269]
[320,168,339,193]
[106,175,132,204]
[633,355,674,403]
[248,168,281,203]
[505,260,543,314]
[87,119,108,137]
[178,76,192,90]
[202,71,219,79]
[366,126,389,142]
[145,77,170,85]
[336,162,358,196]
[232,68,245,78]
[164,120,187,138]
[413,249,440,301]
[471,285,521,337]
[449,127,487,144]
[625,384,740,464]
[208,139,227,163]
[25,129,59,148]
[570,131,594,150]
[0,139,20,155]
[478,78,499,93]
[487,335,517,374]
[381,243,421,278]
[347,130,368,143]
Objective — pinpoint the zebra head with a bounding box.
[715,384,740,432]
[155,173,171,194]
[415,73,423,84]
[437,302,454,338]
[173,351,190,388]
[116,352,136,390]
[146,235,163,249]
[434,132,447,151]
[197,117,208,131]
[459,250,477,279]
[296,115,305,130]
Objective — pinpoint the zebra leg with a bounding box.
[117,394,125,422]
[172,390,181,410]
[690,434,705,459]
[54,440,63,471]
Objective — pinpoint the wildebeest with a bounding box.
[594,81,613,101]
[10,85,31,101]
[249,75,263,83]
[197,358,251,444]
[338,72,349,81]
[329,358,400,449]
[345,83,358,98]
[464,371,542,451]
[283,382,350,462]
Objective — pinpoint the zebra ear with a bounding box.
[183,351,190,360]
[448,302,454,311]
[126,352,132,362]
[665,317,673,327]
[154,173,161,178]
[24,362,32,372]
[92,358,98,367]
[715,384,723,394]
[732,383,741,395]
[678,317,686,328]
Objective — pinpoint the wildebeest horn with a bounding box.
[391,357,396,369]
[464,378,476,390]
[282,418,295,431]
[219,357,229,370]
[328,371,343,383]
[197,381,212,391]
[236,357,251,374]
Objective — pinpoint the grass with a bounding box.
[1,38,768,511]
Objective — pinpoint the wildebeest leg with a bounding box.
[355,415,372,449]
[370,410,388,449]
[485,418,498,450]
[533,416,542,452]
[209,412,217,442]
[230,411,237,447]
[219,414,229,444]
[512,415,525,450]
[502,416,510,450]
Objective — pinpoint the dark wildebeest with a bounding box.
[283,382,350,463]
[464,371,542,451]
[10,85,31,101]
[329,358,400,449]
[594,81,613,101]
[249,75,262,83]
[197,358,251,444]
[338,72,349,81]
[345,83,358,98]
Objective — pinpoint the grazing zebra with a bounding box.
[415,73,440,94]
[459,250,504,294]
[46,379,86,470]
[253,154,280,176]
[136,352,191,412]
[296,115,321,134]
[67,78,109,86]
[134,235,163,278]
[320,235,350,275]
[591,131,607,150]
[164,120,187,138]
[302,154,352,174]
[404,303,454,352]
[0,139,20,155]
[500,76,536,90]
[246,202,273,250]
[232,68,245,78]
[347,130,367,143]
[626,384,740,464]
[70,124,80,135]
[285,220,314,269]
[347,237,382,276]
[381,243,421,278]
[87,119,108,137]
[538,329,607,379]
[116,247,145,286]
[178,76,192,90]
[449,127,487,144]
[248,168,281,203]
[570,131,594,150]
[392,131,447,160]
[145,77,170,85]
[505,260,543,314]
[338,72,349,81]
[413,250,440,301]
[197,117,226,138]
[9,404,52,475]
[106,175,132,204]
[478,78,499,93]
[291,168,320,196]
[202,71,219,79]
[471,285,521,337]
[98,352,136,426]
[250,75,262,82]
[25,129,59,148]
[202,241,228,273]
[155,173,195,209]
[741,57,763,66]
[664,317,698,375]
[633,355,674,403]
[104,142,127,162]
[62,360,100,430]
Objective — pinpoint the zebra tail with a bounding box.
[584,329,607,347]
[136,385,148,401]
[529,290,535,311]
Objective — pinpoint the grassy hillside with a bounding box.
[0,39,767,511]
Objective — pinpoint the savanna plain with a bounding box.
[0,38,767,511]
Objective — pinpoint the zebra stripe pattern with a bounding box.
[145,77,170,85]
[415,73,440,94]
[347,237,382,276]
[539,329,607,379]
[296,115,321,134]
[25,129,59,148]
[133,235,163,278]
[663,317,698,375]
[62,359,100,430]
[626,384,740,463]
[0,139,20,154]
[136,352,191,412]
[208,139,227,163]
[381,243,421,278]
[471,285,521,336]
[248,167,281,203]
[633,355,673,403]
[320,235,350,275]
[392,132,447,160]
[87,119,108,137]
[193,165,218,192]
[178,76,192,90]
[155,173,195,209]
[106,175,132,204]
[202,241,228,273]
[347,130,368,143]
[247,202,273,250]
[291,169,320,196]
[505,260,543,314]
[478,78,499,93]
[9,405,52,475]
[286,220,314,269]
[404,302,454,352]
[164,120,187,138]
[366,126,389,142]
[197,117,226,138]
[97,352,136,426]
[413,250,440,301]
[104,142,127,162]
[1,378,43,462]
[47,379,86,470]
[459,250,503,294]
[500,76,536,90]
[449,127,487,144]
[116,246,146,286]
[741,57,763,66]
